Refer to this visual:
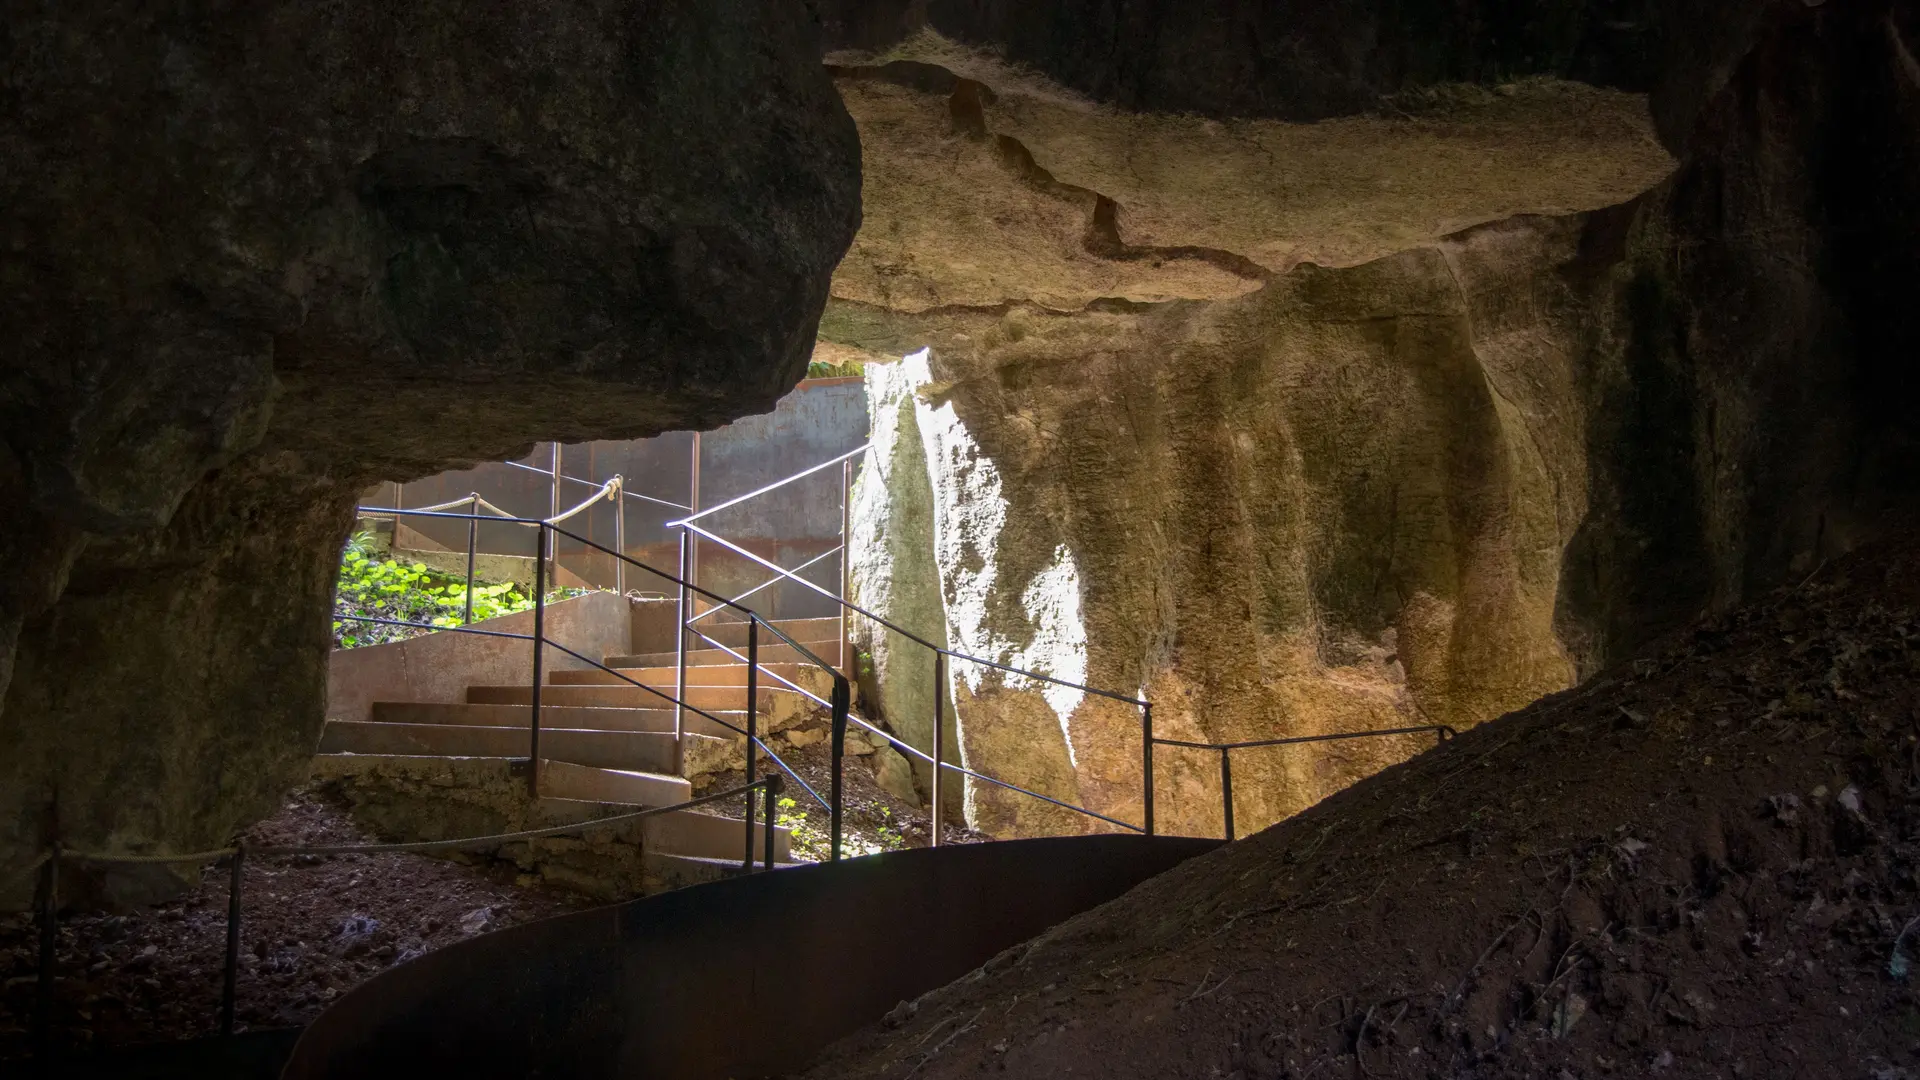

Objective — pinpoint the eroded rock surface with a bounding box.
[829,51,1671,311]
[0,0,861,905]
[839,0,1920,837]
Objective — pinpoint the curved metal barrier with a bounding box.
[280,835,1220,1080]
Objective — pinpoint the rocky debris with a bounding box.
[0,789,590,1060]
[800,527,1920,1079]
[0,0,862,909]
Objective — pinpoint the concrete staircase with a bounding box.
[316,614,847,889]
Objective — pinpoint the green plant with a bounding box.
[873,805,905,850]
[331,530,580,648]
[775,795,830,861]
[807,358,864,380]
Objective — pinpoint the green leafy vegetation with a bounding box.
[806,357,864,379]
[332,531,579,648]
[775,793,910,861]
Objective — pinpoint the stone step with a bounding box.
[642,805,791,863]
[548,663,802,688]
[537,760,691,807]
[466,684,778,711]
[608,643,843,670]
[306,754,778,864]
[676,616,842,649]
[366,701,740,738]
[641,850,804,889]
[319,720,702,774]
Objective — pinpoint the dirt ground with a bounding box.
[0,721,981,1061]
[0,788,593,1060]
[800,533,1920,1080]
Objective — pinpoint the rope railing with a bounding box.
[18,778,783,1053]
[544,475,620,526]
[502,457,692,511]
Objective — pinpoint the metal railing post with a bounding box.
[548,442,562,584]
[613,475,626,596]
[688,432,701,594]
[830,675,849,862]
[464,494,478,625]
[840,458,853,679]
[763,773,782,873]
[33,844,58,1063]
[683,530,698,772]
[743,618,759,871]
[931,652,945,847]
[1141,703,1156,836]
[1220,750,1235,841]
[528,525,547,799]
[221,845,245,1035]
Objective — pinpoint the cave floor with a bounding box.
[802,532,1920,1079]
[0,786,594,1061]
[0,730,984,1062]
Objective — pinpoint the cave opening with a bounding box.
[7,2,1920,1076]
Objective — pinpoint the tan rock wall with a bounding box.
[848,213,1609,837]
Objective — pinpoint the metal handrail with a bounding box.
[522,516,1133,836]
[334,612,769,748]
[1149,724,1456,841]
[343,508,844,676]
[659,441,1157,847]
[1152,724,1455,753]
[677,606,1144,834]
[342,509,846,817]
[348,505,844,670]
[543,522,841,674]
[686,544,843,626]
[21,775,785,1051]
[665,443,868,528]
[503,457,691,511]
[681,522,1146,705]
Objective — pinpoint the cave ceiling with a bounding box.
[820,29,1675,324]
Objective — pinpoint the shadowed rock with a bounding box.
[0,0,861,906]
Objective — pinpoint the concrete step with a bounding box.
[643,806,791,863]
[641,850,804,889]
[319,720,709,774]
[366,701,739,738]
[537,760,691,807]
[306,754,692,810]
[466,684,777,711]
[548,663,802,688]
[608,643,843,670]
[676,617,842,649]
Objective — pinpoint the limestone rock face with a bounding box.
[827,58,1672,312]
[0,0,861,904]
[839,0,1920,837]
[850,219,1597,837]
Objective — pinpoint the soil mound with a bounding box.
[801,534,1920,1079]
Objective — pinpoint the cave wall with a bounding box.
[849,216,1602,837]
[837,0,1920,838]
[1557,0,1920,671]
[0,0,862,906]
